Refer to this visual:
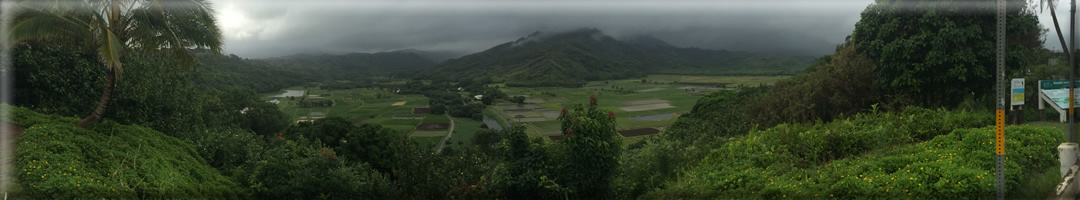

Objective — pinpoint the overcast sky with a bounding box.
[208,0,1077,59]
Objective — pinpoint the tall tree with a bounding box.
[555,96,622,199]
[8,0,223,127]
[851,0,1042,107]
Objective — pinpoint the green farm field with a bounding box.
[449,117,484,145]
[269,87,443,137]
[646,75,791,86]
[270,75,788,147]
[490,75,789,141]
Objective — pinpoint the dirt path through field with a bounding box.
[434,114,455,154]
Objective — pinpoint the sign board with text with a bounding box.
[1039,79,1080,109]
[1040,79,1080,89]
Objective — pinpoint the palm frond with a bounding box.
[1039,0,1059,12]
[7,6,93,46]
[98,26,125,76]
[128,0,222,70]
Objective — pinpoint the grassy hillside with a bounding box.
[645,108,1060,199]
[4,105,243,199]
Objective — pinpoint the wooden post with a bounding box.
[1015,105,1023,124]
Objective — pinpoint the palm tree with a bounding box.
[1039,0,1073,61]
[7,0,223,127]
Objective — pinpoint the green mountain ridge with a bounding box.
[391,48,469,63]
[192,50,438,92]
[263,51,436,80]
[419,28,813,87]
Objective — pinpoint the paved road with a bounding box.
[434,114,456,154]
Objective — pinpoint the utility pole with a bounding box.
[994,0,1007,199]
[1072,0,1077,143]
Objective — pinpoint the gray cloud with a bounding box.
[209,0,963,58]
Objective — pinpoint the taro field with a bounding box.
[488,75,788,147]
[268,86,457,149]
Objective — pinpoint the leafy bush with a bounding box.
[745,44,882,127]
[501,124,564,200]
[105,53,207,136]
[185,128,265,178]
[287,117,355,147]
[336,123,414,174]
[2,104,66,128]
[664,90,752,143]
[246,139,398,199]
[646,111,1052,199]
[10,41,105,118]
[615,137,680,199]
[15,118,242,198]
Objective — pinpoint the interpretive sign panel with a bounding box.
[1012,78,1024,105]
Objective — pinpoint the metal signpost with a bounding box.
[995,0,1006,198]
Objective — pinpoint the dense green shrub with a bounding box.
[646,112,1051,199]
[664,90,752,143]
[724,107,989,168]
[615,137,680,199]
[15,117,242,198]
[10,41,104,118]
[745,44,882,127]
[472,129,505,157]
[246,139,398,199]
[105,53,207,136]
[199,87,291,137]
[283,118,414,174]
[287,117,356,146]
[501,124,564,200]
[186,128,265,178]
[2,104,65,127]
[336,123,415,174]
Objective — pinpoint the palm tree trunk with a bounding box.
[77,69,115,127]
[1051,1,1073,62]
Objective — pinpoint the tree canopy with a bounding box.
[851,0,1042,107]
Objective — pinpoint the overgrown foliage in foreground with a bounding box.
[646,110,1058,198]
[5,105,243,199]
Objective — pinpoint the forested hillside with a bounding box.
[191,49,437,93]
[193,52,313,93]
[420,28,812,87]
[627,35,813,75]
